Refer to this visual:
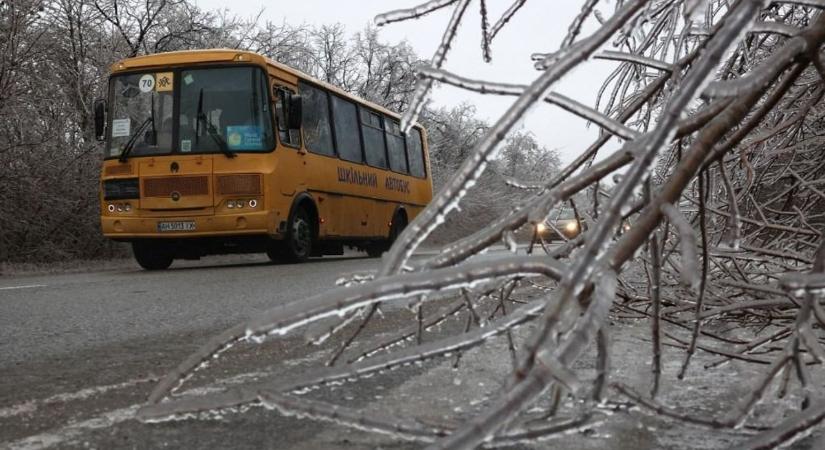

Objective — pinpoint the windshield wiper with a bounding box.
[196,88,235,159]
[119,92,157,162]
[119,117,153,162]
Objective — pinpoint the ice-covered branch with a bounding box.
[381,0,649,277]
[144,1,825,446]
[147,255,564,404]
[594,50,676,72]
[374,0,459,26]
[416,66,641,140]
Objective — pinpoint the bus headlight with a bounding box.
[107,204,116,213]
[536,222,547,234]
[565,221,579,232]
[226,199,258,210]
[124,203,132,212]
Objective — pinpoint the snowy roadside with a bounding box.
[286,317,825,449]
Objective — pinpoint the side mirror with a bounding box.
[94,99,106,141]
[288,94,302,130]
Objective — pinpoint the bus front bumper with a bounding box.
[101,211,278,239]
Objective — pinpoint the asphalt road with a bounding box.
[1,252,442,449]
[0,253,387,367]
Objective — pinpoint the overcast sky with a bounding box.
[195,0,620,164]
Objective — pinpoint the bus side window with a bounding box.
[299,81,334,156]
[406,128,426,178]
[331,95,363,163]
[361,108,387,168]
[385,118,408,174]
[274,87,301,147]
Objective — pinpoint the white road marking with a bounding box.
[8,405,140,450]
[0,402,36,419]
[0,376,157,419]
[3,370,279,450]
[0,284,47,291]
[3,345,334,449]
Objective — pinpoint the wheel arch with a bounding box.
[288,192,319,239]
[391,204,409,226]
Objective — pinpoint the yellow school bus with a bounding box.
[95,49,433,270]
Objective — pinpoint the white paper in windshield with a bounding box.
[112,118,131,137]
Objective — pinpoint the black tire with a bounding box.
[265,240,283,263]
[366,213,406,258]
[283,206,314,262]
[365,243,384,258]
[132,241,173,271]
[389,213,407,243]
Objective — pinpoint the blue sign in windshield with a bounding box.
[225,125,264,150]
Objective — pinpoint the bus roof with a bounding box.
[110,49,419,128]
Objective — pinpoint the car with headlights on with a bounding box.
[536,210,585,241]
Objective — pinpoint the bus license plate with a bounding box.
[157,221,196,232]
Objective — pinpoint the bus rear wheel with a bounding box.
[283,207,314,263]
[367,213,407,258]
[132,241,173,270]
[389,213,407,243]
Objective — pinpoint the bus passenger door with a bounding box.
[273,83,305,196]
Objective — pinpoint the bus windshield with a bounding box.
[107,66,274,159]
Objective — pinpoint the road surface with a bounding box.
[1,252,439,449]
[2,251,823,449]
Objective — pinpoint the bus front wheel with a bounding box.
[132,241,173,270]
[284,207,313,262]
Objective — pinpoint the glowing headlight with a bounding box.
[565,221,579,232]
[537,222,548,233]
[623,223,631,232]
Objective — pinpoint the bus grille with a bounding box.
[105,164,133,176]
[143,176,209,197]
[217,174,261,196]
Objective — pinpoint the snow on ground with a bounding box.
[288,315,824,449]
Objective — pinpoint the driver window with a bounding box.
[274,86,301,147]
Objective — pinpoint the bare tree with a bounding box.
[307,23,361,91]
[352,26,419,111]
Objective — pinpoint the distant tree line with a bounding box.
[0,0,559,263]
